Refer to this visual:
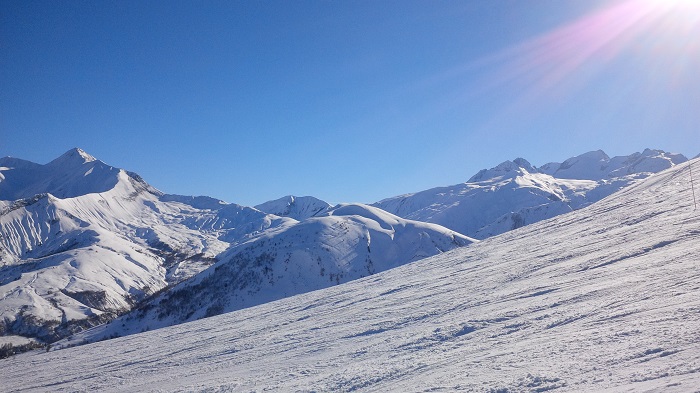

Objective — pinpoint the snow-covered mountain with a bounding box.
[5,158,699,392]
[61,203,473,343]
[0,147,690,356]
[0,148,122,200]
[255,195,331,220]
[539,148,687,180]
[0,149,468,349]
[0,149,287,344]
[375,149,688,238]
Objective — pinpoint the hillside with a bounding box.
[0,149,290,343]
[2,159,698,392]
[59,203,473,343]
[255,195,331,220]
[0,149,468,348]
[0,152,295,343]
[374,149,687,238]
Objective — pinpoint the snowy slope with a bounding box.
[3,159,699,392]
[255,195,331,220]
[539,148,687,180]
[0,169,172,341]
[375,149,687,238]
[159,194,228,210]
[0,148,124,201]
[1,149,469,347]
[63,203,473,342]
[0,149,292,343]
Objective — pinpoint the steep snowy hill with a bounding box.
[255,195,331,220]
[0,149,469,349]
[0,149,295,344]
[0,148,126,200]
[375,149,687,238]
[63,203,473,342]
[4,159,699,392]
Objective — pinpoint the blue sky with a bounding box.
[2,0,699,206]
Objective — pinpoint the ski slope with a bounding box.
[2,159,698,392]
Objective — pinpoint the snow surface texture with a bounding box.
[0,149,466,345]
[2,158,699,392]
[374,149,688,239]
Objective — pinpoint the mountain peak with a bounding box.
[255,195,331,221]
[48,148,97,167]
[0,148,125,200]
[539,149,687,180]
[512,157,534,170]
[467,158,535,183]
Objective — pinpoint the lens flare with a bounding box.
[454,0,700,110]
[645,0,700,10]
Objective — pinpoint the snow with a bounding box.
[0,148,123,201]
[467,157,538,182]
[540,148,687,180]
[58,203,473,344]
[0,335,37,347]
[0,152,270,341]
[375,149,688,239]
[0,149,466,345]
[255,195,331,220]
[159,194,228,210]
[1,159,699,392]
[1,147,686,345]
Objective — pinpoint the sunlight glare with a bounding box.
[646,0,700,9]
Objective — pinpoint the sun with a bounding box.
[644,0,700,12]
[641,0,700,40]
[462,0,700,113]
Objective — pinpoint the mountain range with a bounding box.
[0,149,467,348]
[0,147,689,351]
[374,149,687,238]
[1,153,698,392]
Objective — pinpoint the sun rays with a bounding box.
[487,0,700,101]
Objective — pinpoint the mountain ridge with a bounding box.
[58,202,473,344]
[255,195,332,220]
[374,148,688,238]
[4,156,699,392]
[0,148,470,349]
[0,147,691,351]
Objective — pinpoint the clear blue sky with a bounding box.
[2,0,699,206]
